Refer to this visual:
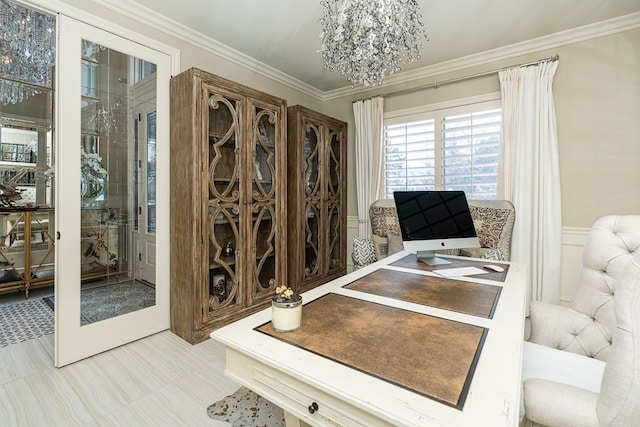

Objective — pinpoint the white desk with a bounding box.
[211,252,527,426]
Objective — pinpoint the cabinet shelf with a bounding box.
[209,250,274,269]
[211,177,274,186]
[209,132,236,142]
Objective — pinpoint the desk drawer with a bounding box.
[225,348,396,427]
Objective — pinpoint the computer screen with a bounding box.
[393,190,480,266]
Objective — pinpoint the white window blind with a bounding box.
[384,119,436,197]
[383,101,502,200]
[442,108,502,199]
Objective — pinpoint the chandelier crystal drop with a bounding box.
[0,0,56,106]
[318,0,427,87]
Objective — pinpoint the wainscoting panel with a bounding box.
[560,227,590,305]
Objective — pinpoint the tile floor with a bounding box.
[0,330,239,426]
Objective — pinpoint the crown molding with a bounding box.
[322,11,640,101]
[90,0,325,100]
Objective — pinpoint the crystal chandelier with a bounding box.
[319,0,427,87]
[0,0,56,106]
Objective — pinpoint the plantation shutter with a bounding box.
[441,108,502,199]
[383,119,435,199]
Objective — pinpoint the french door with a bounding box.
[55,15,171,367]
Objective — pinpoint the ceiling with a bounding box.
[125,0,640,93]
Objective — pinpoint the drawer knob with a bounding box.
[308,401,319,414]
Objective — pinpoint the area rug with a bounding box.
[43,280,156,325]
[0,299,54,348]
[207,386,285,427]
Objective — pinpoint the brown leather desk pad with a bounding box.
[256,293,487,408]
[391,253,510,282]
[344,268,501,318]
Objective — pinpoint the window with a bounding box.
[146,111,157,234]
[130,58,157,84]
[383,100,501,200]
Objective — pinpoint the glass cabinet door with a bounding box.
[206,88,242,317]
[326,127,344,273]
[249,104,279,304]
[303,121,321,280]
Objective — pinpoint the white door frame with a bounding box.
[54,13,172,367]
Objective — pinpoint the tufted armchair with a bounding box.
[528,215,640,361]
[521,251,640,426]
[352,198,515,269]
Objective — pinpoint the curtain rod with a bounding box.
[355,54,559,102]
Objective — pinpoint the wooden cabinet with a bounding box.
[170,68,287,343]
[287,105,347,292]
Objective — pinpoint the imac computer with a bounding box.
[393,190,480,266]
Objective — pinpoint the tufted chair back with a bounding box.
[522,251,640,427]
[529,215,640,361]
[596,251,640,425]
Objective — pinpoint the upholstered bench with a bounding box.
[352,198,516,269]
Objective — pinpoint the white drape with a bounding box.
[499,60,562,304]
[353,96,384,238]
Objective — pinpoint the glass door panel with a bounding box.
[206,89,242,318]
[249,106,278,303]
[327,129,343,273]
[304,204,320,278]
[78,40,156,324]
[56,15,171,366]
[303,122,321,279]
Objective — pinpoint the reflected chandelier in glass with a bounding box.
[0,0,56,106]
[318,0,427,87]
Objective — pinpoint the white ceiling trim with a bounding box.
[90,1,640,102]
[323,11,640,101]
[91,0,325,100]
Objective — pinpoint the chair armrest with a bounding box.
[523,378,598,427]
[529,301,593,352]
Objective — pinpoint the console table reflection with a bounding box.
[212,252,527,426]
[0,208,55,298]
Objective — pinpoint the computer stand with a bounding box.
[416,250,453,266]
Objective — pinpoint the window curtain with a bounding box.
[353,96,384,237]
[499,59,562,305]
